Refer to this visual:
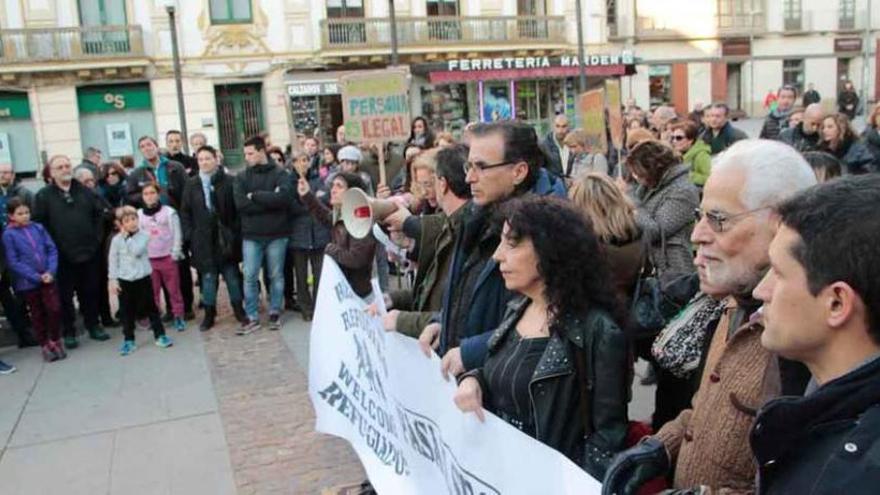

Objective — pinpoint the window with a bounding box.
[210,0,252,24]
[607,0,618,37]
[717,0,763,30]
[839,0,856,29]
[783,0,801,31]
[326,0,365,44]
[517,0,548,38]
[648,65,672,108]
[783,59,805,93]
[427,0,458,16]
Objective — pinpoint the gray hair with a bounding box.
[713,139,817,210]
[74,167,95,182]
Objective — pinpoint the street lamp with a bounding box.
[388,0,399,66]
[162,0,189,154]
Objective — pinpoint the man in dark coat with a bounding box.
[759,85,797,141]
[700,102,748,154]
[233,135,291,333]
[33,155,110,348]
[181,146,244,330]
[802,82,821,106]
[539,114,570,177]
[751,174,880,495]
[165,130,198,176]
[418,121,566,378]
[779,103,824,152]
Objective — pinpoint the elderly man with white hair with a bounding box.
[603,139,817,495]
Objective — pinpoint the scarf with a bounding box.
[652,292,726,378]
[142,203,162,217]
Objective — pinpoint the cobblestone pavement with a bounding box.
[200,305,365,495]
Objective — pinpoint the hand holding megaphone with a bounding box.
[341,188,400,239]
[297,177,310,197]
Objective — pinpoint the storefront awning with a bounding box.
[429,64,634,84]
[416,53,637,84]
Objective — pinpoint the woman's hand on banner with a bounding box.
[454,376,485,422]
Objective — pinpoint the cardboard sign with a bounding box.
[309,258,603,495]
[579,89,608,154]
[341,70,411,144]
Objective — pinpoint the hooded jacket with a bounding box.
[2,222,58,293]
[681,140,713,186]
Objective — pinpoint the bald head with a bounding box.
[553,114,570,141]
[802,104,826,136]
[0,163,14,188]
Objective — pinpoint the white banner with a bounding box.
[308,257,602,495]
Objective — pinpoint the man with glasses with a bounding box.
[418,121,565,379]
[760,85,798,141]
[603,140,816,495]
[780,103,825,153]
[33,155,110,349]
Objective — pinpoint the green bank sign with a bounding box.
[0,93,31,120]
[77,84,152,113]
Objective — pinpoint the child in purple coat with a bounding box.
[2,197,66,362]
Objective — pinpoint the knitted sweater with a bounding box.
[655,297,780,493]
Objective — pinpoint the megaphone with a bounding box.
[341,187,399,239]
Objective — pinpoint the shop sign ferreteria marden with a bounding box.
[446,51,635,72]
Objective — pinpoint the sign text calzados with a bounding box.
[341,71,411,143]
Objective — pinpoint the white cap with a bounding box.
[338,145,362,163]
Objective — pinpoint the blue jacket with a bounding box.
[441,168,567,370]
[2,222,58,293]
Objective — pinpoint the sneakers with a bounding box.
[50,340,67,360]
[236,319,261,336]
[64,335,79,349]
[87,326,111,341]
[0,360,16,374]
[119,340,137,356]
[155,335,174,348]
[173,317,187,332]
[268,313,281,331]
[42,344,59,362]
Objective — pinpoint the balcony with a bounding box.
[0,25,144,66]
[320,16,566,52]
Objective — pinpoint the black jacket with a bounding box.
[759,108,791,141]
[700,121,748,155]
[539,131,566,177]
[180,169,241,273]
[32,181,103,264]
[287,167,331,251]
[802,89,821,106]
[233,161,291,240]
[125,159,188,209]
[167,151,198,177]
[824,138,876,175]
[779,122,821,153]
[751,355,880,495]
[838,89,860,119]
[468,297,630,480]
[861,126,880,163]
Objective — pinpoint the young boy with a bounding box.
[108,206,172,355]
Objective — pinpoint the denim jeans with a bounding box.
[243,237,288,320]
[200,263,243,308]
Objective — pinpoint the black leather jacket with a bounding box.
[467,297,630,479]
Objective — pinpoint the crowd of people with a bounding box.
[1,83,880,493]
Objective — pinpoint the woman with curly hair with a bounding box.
[454,196,630,479]
[820,112,876,174]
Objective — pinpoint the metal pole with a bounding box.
[167,6,189,154]
[574,0,587,93]
[861,0,872,114]
[388,0,399,66]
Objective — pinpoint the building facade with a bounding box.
[0,0,876,173]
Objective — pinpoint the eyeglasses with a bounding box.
[463,160,516,175]
[671,135,687,141]
[694,206,771,233]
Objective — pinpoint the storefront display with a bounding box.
[420,84,468,136]
[0,92,39,175]
[77,83,156,162]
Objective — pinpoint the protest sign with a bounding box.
[308,258,602,495]
[579,88,608,154]
[605,79,624,151]
[340,70,411,145]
